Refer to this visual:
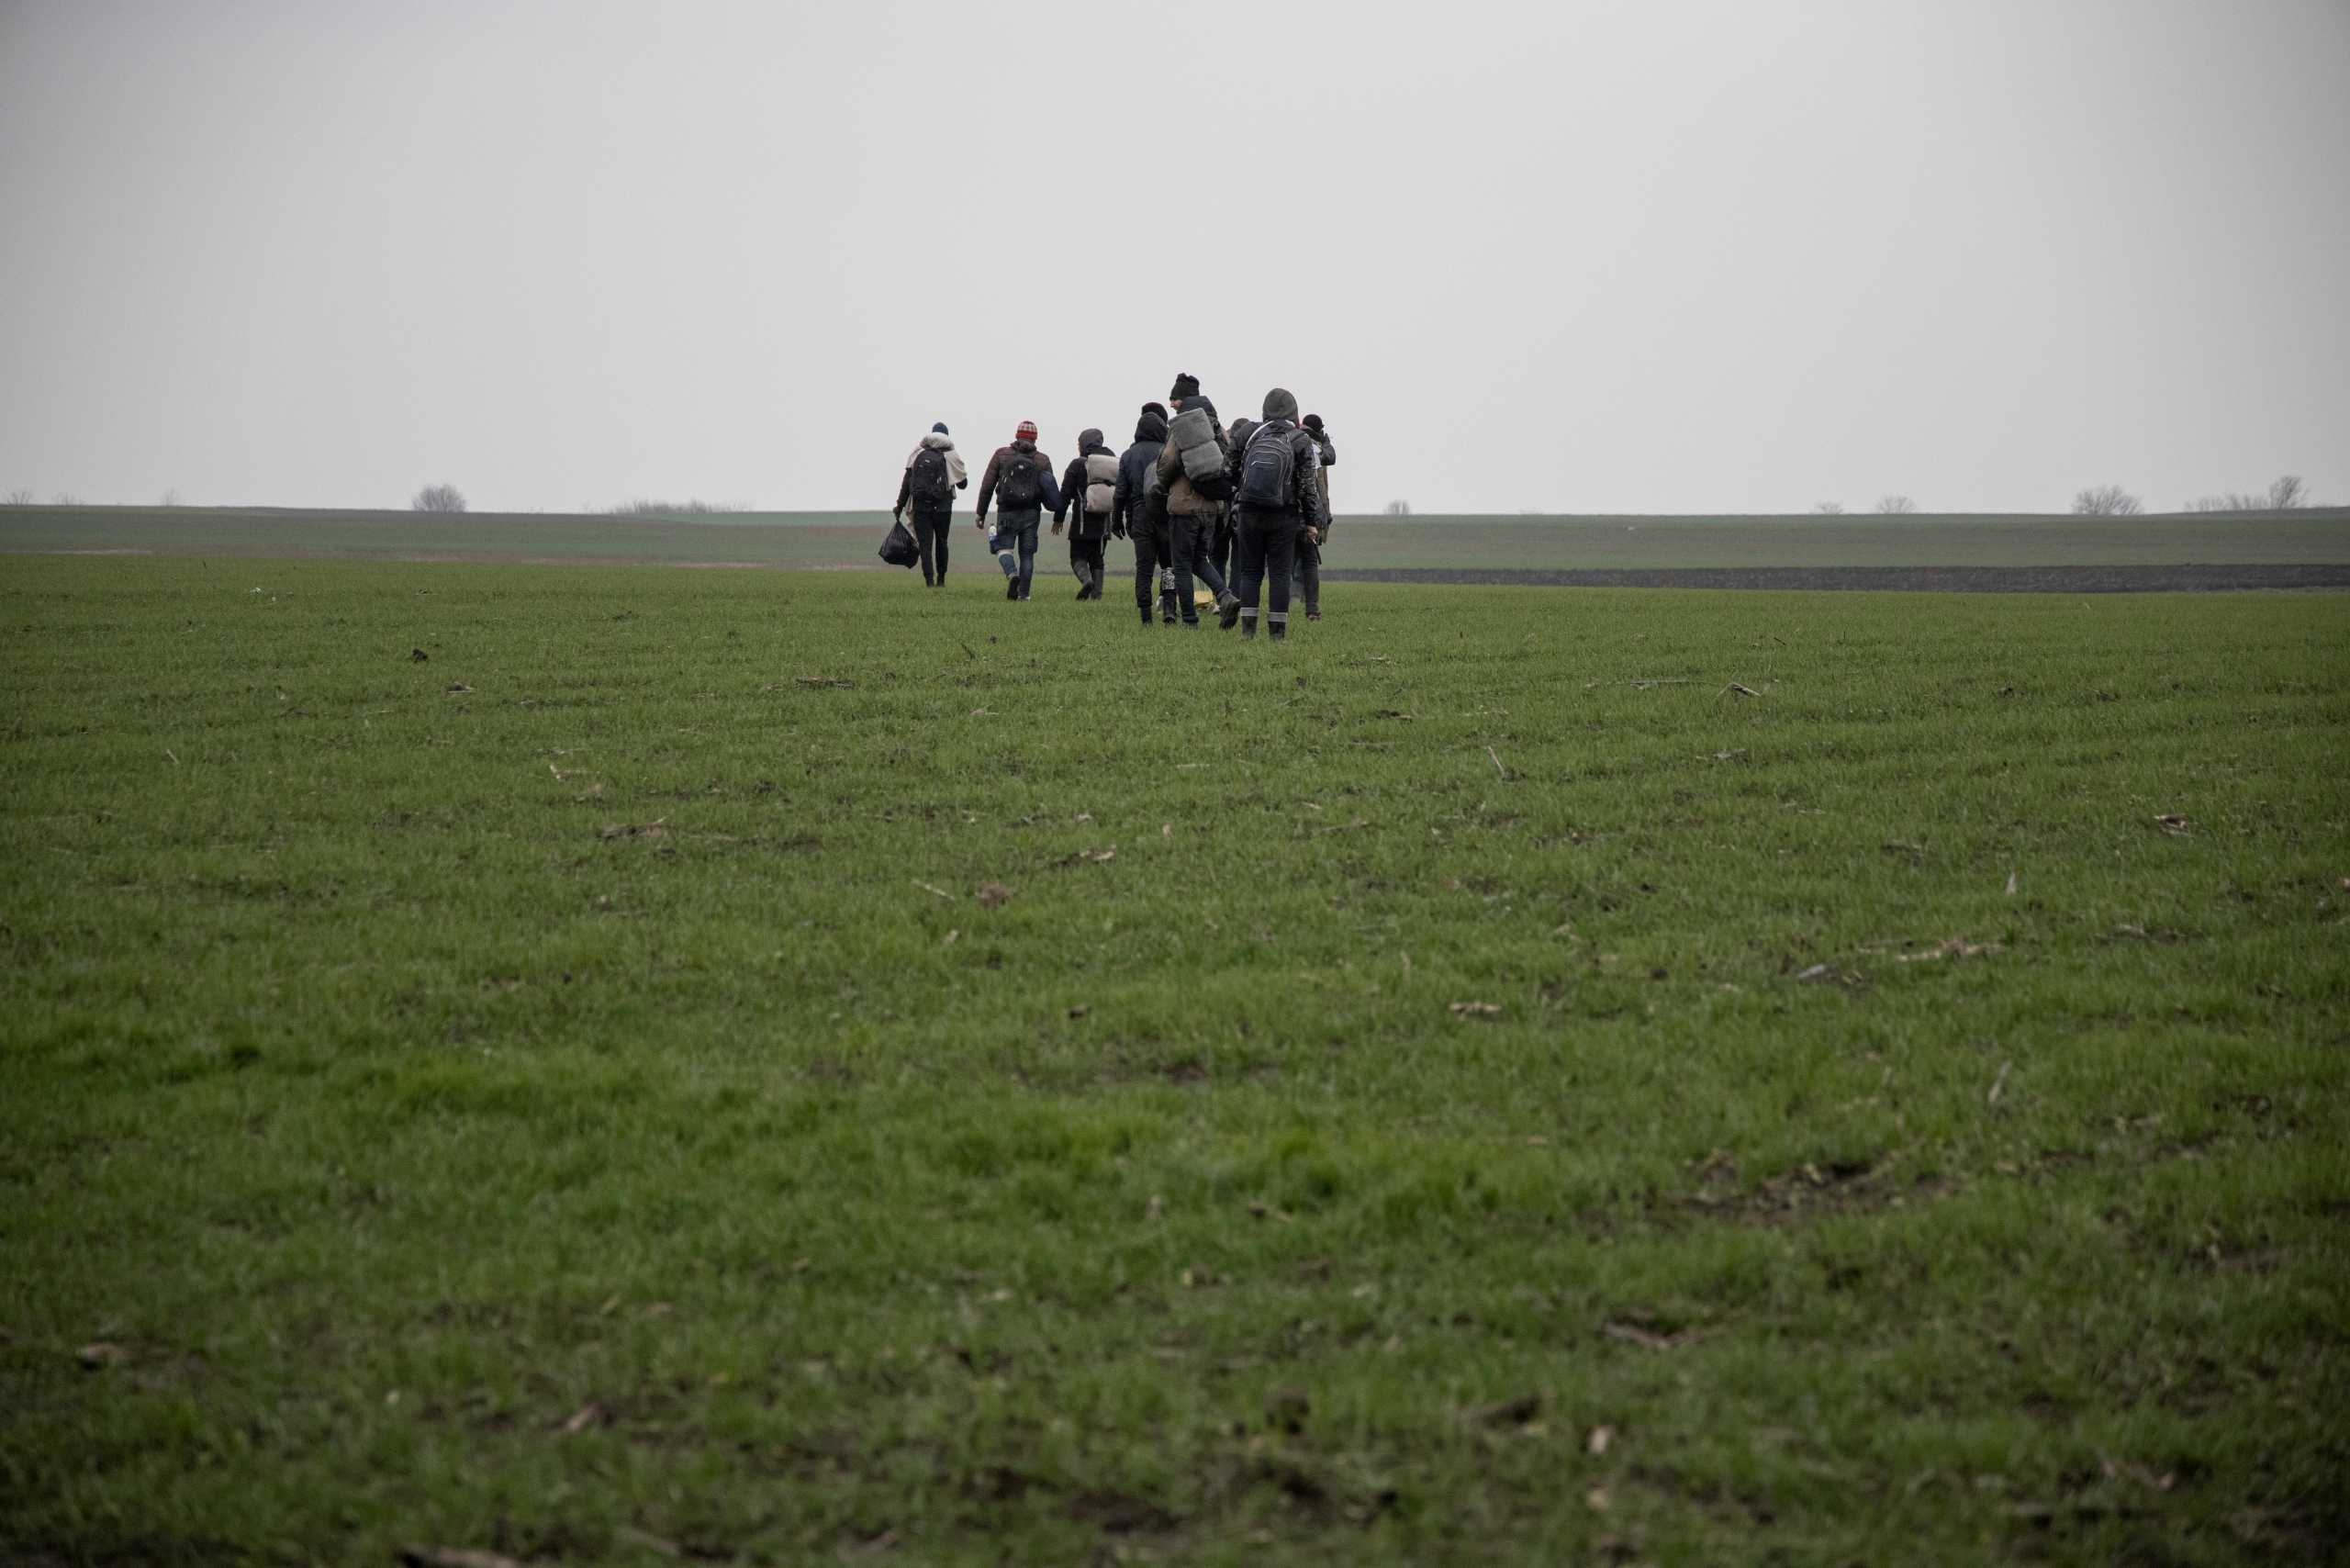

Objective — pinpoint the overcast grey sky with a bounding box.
[2,0,2344,515]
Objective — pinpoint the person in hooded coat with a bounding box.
[1219,386,1326,641]
[1150,373,1243,628]
[974,420,1063,601]
[1113,404,1173,626]
[893,421,968,587]
[1052,428,1118,599]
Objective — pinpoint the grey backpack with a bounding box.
[1237,421,1298,510]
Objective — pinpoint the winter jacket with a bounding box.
[1153,394,1228,516]
[895,431,968,513]
[975,439,1062,521]
[1309,428,1336,537]
[1113,409,1169,536]
[1054,429,1117,536]
[1233,417,1326,527]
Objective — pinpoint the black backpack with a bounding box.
[997,449,1041,510]
[1237,422,1297,510]
[908,445,953,507]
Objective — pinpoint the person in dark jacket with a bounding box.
[973,420,1062,601]
[1113,405,1172,626]
[892,421,968,587]
[1218,387,1326,641]
[1151,374,1242,627]
[1293,413,1336,620]
[1052,428,1117,600]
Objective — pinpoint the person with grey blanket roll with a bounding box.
[1150,373,1243,628]
[1052,428,1118,600]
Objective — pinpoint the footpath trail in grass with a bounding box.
[3,559,2346,1565]
[7,502,2350,573]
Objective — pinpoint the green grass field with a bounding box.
[6,503,2349,571]
[4,557,2346,1565]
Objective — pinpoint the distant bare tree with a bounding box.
[2,488,32,506]
[2186,475,2311,512]
[601,497,750,517]
[1812,501,1845,514]
[1874,495,1918,515]
[50,492,80,506]
[411,483,467,514]
[2072,484,2143,516]
[1383,499,1412,517]
[160,487,183,507]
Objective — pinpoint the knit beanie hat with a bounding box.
[1169,373,1201,401]
[1261,386,1299,422]
[1015,420,1037,441]
[933,421,949,434]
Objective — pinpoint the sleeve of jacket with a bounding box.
[1155,440,1180,485]
[1113,454,1134,528]
[1312,431,1336,467]
[1056,458,1086,523]
[974,449,1002,517]
[1291,431,1326,526]
[894,466,912,512]
[1037,458,1063,518]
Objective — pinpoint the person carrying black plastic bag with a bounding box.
[892,421,968,587]
[1218,387,1326,641]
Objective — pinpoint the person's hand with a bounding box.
[1051,521,1063,536]
[975,516,987,532]
[1307,527,1320,544]
[1112,521,1126,540]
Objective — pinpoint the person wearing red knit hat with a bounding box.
[973,420,1061,601]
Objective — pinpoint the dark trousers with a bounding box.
[1131,502,1173,621]
[1235,506,1302,632]
[910,507,951,584]
[1208,513,1234,581]
[1069,525,1106,583]
[1168,510,1228,623]
[1293,532,1319,613]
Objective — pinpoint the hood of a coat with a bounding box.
[1079,428,1106,454]
[922,431,955,453]
[1133,410,1168,443]
[1260,386,1299,423]
[1009,439,1036,454]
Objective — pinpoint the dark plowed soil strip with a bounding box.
[1318,564,2350,592]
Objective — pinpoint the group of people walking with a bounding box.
[892,373,1335,640]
